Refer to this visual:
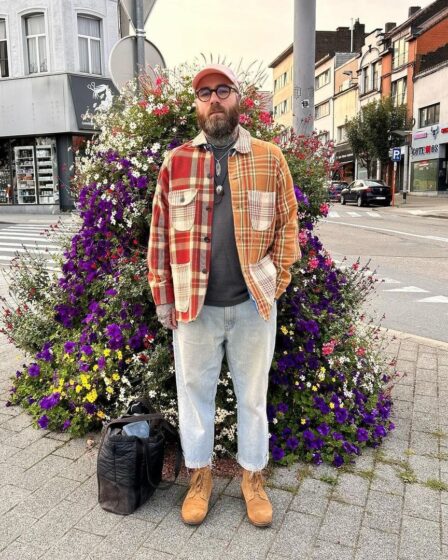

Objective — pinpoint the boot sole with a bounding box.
[180,511,209,525]
[248,517,272,528]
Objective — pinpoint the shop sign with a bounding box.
[411,124,447,162]
[68,75,119,130]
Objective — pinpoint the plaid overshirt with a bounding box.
[147,125,301,322]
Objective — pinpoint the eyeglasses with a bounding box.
[195,84,238,102]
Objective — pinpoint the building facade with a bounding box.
[0,0,120,213]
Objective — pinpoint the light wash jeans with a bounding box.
[172,298,277,471]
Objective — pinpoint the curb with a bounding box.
[380,327,448,351]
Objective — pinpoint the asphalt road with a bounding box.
[316,203,448,343]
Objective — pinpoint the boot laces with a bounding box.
[188,468,208,497]
[250,472,266,497]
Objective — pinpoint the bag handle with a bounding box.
[144,426,183,491]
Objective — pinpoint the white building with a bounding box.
[0,0,121,212]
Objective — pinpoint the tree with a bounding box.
[346,97,410,178]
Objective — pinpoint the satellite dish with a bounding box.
[109,36,165,92]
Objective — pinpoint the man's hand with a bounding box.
[156,303,178,330]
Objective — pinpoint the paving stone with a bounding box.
[415,381,438,397]
[332,473,369,507]
[92,516,156,560]
[311,539,355,560]
[44,529,104,560]
[16,454,74,492]
[8,436,63,469]
[75,503,124,536]
[11,475,80,519]
[0,484,32,516]
[1,413,34,432]
[267,465,301,490]
[409,431,439,456]
[290,477,331,517]
[355,526,399,560]
[134,550,175,560]
[0,442,21,462]
[391,384,414,402]
[390,400,412,420]
[192,494,245,542]
[438,354,448,367]
[142,514,196,556]
[226,521,277,560]
[442,503,448,545]
[59,450,97,482]
[389,419,411,442]
[363,490,403,533]
[263,487,294,530]
[3,426,46,448]
[177,533,230,560]
[398,350,418,362]
[65,474,98,510]
[18,498,93,548]
[352,448,376,471]
[413,395,437,415]
[404,483,441,521]
[416,368,437,382]
[318,501,363,547]
[394,371,415,387]
[309,462,340,480]
[269,510,321,558]
[399,515,441,560]
[52,437,91,460]
[412,412,440,433]
[0,510,37,548]
[408,454,440,481]
[132,483,186,524]
[396,359,416,374]
[45,431,72,442]
[380,437,410,462]
[370,464,405,496]
[417,354,438,370]
[0,540,46,560]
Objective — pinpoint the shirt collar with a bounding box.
[192,125,252,154]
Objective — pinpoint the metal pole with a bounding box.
[293,0,316,135]
[135,0,145,97]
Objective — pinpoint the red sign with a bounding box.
[441,127,448,134]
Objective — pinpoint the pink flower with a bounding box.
[260,111,272,125]
[243,98,255,109]
[298,230,308,246]
[308,257,319,270]
[352,262,360,271]
[319,203,329,217]
[356,347,366,357]
[322,338,337,356]
[153,105,170,116]
[239,114,251,125]
[324,257,333,267]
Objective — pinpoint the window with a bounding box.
[392,37,409,69]
[78,15,102,74]
[0,18,8,77]
[24,13,47,73]
[318,131,330,143]
[337,125,347,142]
[315,69,330,90]
[391,78,407,106]
[372,61,380,91]
[362,66,370,93]
[274,99,288,117]
[419,103,440,128]
[315,101,330,120]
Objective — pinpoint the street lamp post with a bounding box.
[293,0,316,136]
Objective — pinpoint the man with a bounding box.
[147,64,300,527]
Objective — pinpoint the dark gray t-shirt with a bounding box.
[204,144,249,307]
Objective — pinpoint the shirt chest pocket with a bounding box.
[247,190,276,231]
[168,188,198,231]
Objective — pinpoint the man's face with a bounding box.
[195,73,240,139]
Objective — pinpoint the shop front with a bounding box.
[333,147,355,183]
[0,73,118,213]
[410,125,448,195]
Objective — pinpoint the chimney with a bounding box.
[408,6,421,18]
[385,22,396,33]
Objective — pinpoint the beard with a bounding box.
[196,102,240,140]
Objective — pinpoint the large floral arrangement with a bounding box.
[0,63,394,467]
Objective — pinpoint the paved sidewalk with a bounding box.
[1,287,448,559]
[391,193,448,219]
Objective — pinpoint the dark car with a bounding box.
[340,180,392,207]
[326,181,348,202]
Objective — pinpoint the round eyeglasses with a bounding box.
[195,84,238,102]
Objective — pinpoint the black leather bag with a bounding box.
[97,403,182,515]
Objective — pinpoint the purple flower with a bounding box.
[277,402,288,414]
[272,446,285,461]
[84,402,96,415]
[373,425,387,438]
[37,415,49,429]
[62,419,71,431]
[317,423,330,436]
[356,428,369,442]
[286,437,299,450]
[64,341,76,354]
[333,453,344,467]
[80,344,93,355]
[36,342,53,362]
[28,363,40,377]
[39,392,60,410]
[335,408,349,424]
[332,431,343,441]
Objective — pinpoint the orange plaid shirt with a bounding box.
[147,125,301,322]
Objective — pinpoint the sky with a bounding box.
[145,0,434,88]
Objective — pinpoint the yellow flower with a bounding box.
[106,386,114,394]
[332,377,336,382]
[311,385,318,392]
[112,373,120,381]
[93,365,99,371]
[85,388,98,403]
[80,355,87,361]
[97,410,105,419]
[75,406,80,412]
[103,349,111,357]
[320,367,326,373]
[125,359,132,364]
[125,345,130,350]
[63,353,70,360]
[116,350,123,360]
[75,385,83,393]
[104,377,111,385]
[281,325,288,335]
[329,402,335,409]
[300,418,306,425]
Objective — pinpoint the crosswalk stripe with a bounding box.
[384,286,429,293]
[417,296,448,303]
[0,235,60,244]
[328,211,340,218]
[0,241,61,249]
[0,247,59,254]
[367,212,380,218]
[378,278,401,284]
[347,212,361,217]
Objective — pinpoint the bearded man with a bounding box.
[147,64,300,527]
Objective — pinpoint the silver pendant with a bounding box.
[216,160,221,176]
[216,185,223,195]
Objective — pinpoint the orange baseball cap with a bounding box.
[192,64,239,91]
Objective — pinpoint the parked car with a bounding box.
[340,180,392,207]
[326,181,348,202]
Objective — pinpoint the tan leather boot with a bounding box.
[181,466,213,525]
[241,468,272,527]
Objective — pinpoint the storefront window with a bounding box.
[411,160,438,192]
[0,140,13,204]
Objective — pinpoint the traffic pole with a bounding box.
[135,0,145,98]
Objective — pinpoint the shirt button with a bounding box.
[207,173,212,179]
[205,206,211,211]
[201,268,207,274]
[204,236,210,242]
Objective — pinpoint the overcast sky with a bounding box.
[145,0,433,87]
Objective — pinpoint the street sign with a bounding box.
[392,147,401,162]
[120,0,157,28]
[109,36,165,91]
